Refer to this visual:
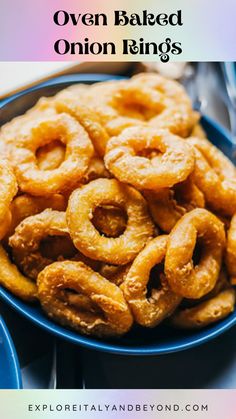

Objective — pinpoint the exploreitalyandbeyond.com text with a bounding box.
[27,402,208,413]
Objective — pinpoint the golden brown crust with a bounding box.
[165,208,226,299]
[145,176,205,232]
[0,160,18,239]
[188,137,236,216]
[169,288,235,329]
[7,113,94,196]
[9,210,71,280]
[37,260,133,337]
[121,236,181,327]
[105,127,195,191]
[6,193,67,241]
[225,213,236,284]
[0,244,37,301]
[0,73,234,337]
[67,178,154,265]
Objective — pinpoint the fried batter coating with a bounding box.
[121,236,181,327]
[67,178,154,265]
[169,288,235,329]
[165,208,226,299]
[9,210,70,280]
[189,136,236,216]
[145,176,205,232]
[81,73,197,137]
[0,244,37,301]
[105,127,195,191]
[6,193,66,240]
[0,73,235,338]
[7,113,94,196]
[51,93,109,157]
[0,160,18,239]
[37,261,133,337]
[225,213,236,284]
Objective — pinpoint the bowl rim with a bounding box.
[0,73,235,356]
[0,316,22,388]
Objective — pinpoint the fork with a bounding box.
[221,62,236,147]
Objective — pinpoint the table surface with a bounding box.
[0,62,236,389]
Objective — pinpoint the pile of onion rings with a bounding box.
[0,72,235,338]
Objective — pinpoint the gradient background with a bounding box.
[0,0,235,61]
[1,390,236,418]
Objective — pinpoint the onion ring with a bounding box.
[0,160,18,239]
[169,288,235,329]
[165,208,226,299]
[105,127,195,190]
[9,210,71,280]
[76,79,143,136]
[121,236,181,327]
[0,244,37,302]
[2,75,235,336]
[67,178,154,264]
[188,136,236,216]
[37,260,133,337]
[26,84,109,157]
[181,269,229,308]
[8,113,94,196]
[145,176,205,232]
[83,73,197,138]
[6,193,66,240]
[225,213,236,284]
[0,104,56,152]
[52,94,109,157]
[130,73,199,137]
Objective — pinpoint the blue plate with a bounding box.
[0,74,235,356]
[0,316,22,388]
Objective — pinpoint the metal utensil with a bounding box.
[48,340,85,389]
[181,62,209,112]
[221,62,236,146]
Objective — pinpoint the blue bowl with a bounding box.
[0,316,22,388]
[0,74,235,356]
